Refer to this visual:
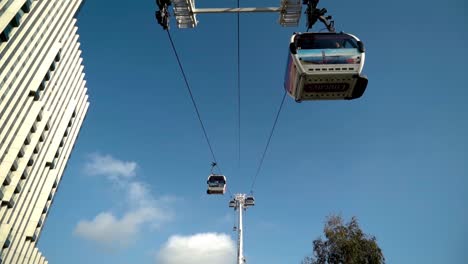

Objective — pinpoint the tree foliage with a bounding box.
[303,215,385,264]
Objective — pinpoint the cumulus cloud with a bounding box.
[127,181,153,206]
[84,153,137,180]
[74,212,136,246]
[156,233,236,264]
[75,205,171,247]
[75,154,173,248]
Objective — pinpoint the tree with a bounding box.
[303,215,385,264]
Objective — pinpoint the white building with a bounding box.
[0,0,89,263]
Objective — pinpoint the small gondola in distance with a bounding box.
[206,174,227,195]
[245,196,255,207]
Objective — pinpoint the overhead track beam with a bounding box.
[193,7,281,13]
[170,0,302,28]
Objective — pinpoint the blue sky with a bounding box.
[37,0,467,263]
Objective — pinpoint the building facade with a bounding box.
[0,0,89,263]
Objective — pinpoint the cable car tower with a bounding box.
[229,194,255,264]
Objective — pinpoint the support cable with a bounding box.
[236,0,241,169]
[249,91,287,192]
[166,31,221,170]
[226,186,234,198]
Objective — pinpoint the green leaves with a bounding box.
[304,215,385,264]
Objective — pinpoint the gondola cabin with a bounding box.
[206,174,226,195]
[245,196,255,207]
[229,199,236,208]
[285,32,368,101]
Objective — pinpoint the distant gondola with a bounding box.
[285,32,368,101]
[206,174,226,195]
[245,196,255,207]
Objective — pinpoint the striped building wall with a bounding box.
[0,0,89,263]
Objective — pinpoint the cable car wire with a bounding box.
[236,0,241,169]
[166,31,221,171]
[165,31,232,197]
[249,91,287,192]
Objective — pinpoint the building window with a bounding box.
[21,0,32,13]
[24,133,32,145]
[2,236,11,249]
[0,24,13,42]
[44,72,50,81]
[0,6,29,43]
[3,172,12,185]
[16,9,25,23]
[33,90,41,101]
[21,170,29,180]
[31,122,37,133]
[37,110,43,121]
[17,147,25,158]
[55,50,61,62]
[10,159,18,171]
[14,183,22,194]
[50,61,56,71]
[33,145,39,154]
[11,13,21,27]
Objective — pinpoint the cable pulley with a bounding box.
[155,0,171,30]
[303,0,335,32]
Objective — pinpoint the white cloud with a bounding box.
[84,153,137,181]
[127,181,153,206]
[75,154,174,248]
[74,212,136,247]
[156,233,236,264]
[75,205,171,247]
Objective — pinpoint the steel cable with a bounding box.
[236,0,241,169]
[166,31,221,172]
[249,91,287,192]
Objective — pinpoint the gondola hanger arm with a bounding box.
[210,162,218,174]
[303,0,335,32]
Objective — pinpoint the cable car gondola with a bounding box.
[206,174,226,195]
[245,196,255,207]
[285,32,368,102]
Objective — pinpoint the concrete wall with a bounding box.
[0,0,89,263]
